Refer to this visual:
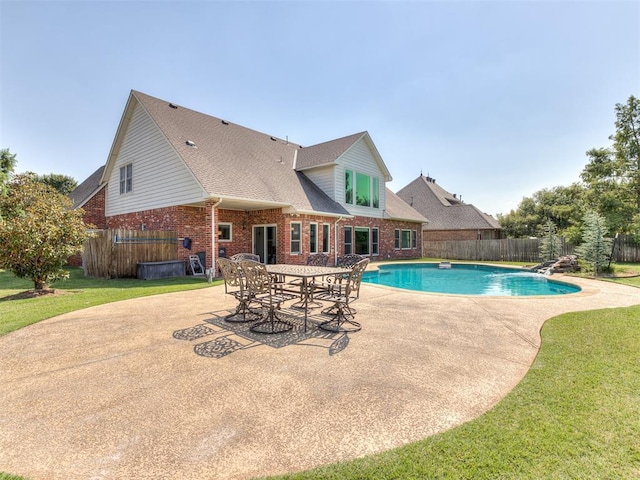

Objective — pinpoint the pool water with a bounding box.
[362,263,581,296]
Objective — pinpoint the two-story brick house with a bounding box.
[72,90,427,269]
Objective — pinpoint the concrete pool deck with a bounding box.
[1,275,639,480]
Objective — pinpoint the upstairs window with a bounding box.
[372,177,380,208]
[356,173,371,207]
[345,169,353,204]
[344,168,380,209]
[119,164,132,194]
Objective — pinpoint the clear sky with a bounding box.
[1,0,638,217]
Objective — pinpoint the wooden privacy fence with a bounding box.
[613,234,640,262]
[425,235,640,263]
[83,229,178,278]
[424,238,574,263]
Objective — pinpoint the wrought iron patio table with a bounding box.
[265,264,352,332]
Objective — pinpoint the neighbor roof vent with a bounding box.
[169,103,178,109]
[270,136,277,141]
[185,140,196,147]
[221,120,229,125]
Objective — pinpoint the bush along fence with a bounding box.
[83,229,178,278]
[423,235,640,263]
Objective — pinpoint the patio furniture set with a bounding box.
[216,253,370,334]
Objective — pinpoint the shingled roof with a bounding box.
[69,165,104,208]
[99,91,366,216]
[396,175,501,231]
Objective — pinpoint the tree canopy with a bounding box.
[0,174,92,290]
[36,173,78,195]
[498,95,639,241]
[0,148,17,196]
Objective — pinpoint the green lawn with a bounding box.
[1,265,639,480]
[0,268,218,336]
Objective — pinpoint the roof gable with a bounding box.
[296,131,392,182]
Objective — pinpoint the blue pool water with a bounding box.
[362,263,581,296]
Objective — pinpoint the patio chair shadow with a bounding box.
[172,306,350,358]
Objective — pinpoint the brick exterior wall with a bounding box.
[74,198,424,270]
[107,201,214,270]
[81,187,108,229]
[68,187,108,267]
[218,211,422,265]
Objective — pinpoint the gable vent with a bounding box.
[169,103,178,109]
[185,140,196,147]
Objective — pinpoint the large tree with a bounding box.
[581,95,640,236]
[497,183,586,241]
[0,148,17,196]
[36,173,77,195]
[0,174,92,290]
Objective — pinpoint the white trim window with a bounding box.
[322,224,330,254]
[355,227,370,255]
[119,163,132,194]
[401,230,412,249]
[394,229,413,249]
[372,227,379,256]
[290,222,302,255]
[218,223,232,242]
[344,168,380,210]
[310,223,318,254]
[344,226,353,255]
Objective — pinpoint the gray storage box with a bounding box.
[137,260,186,280]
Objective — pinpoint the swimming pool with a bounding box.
[362,263,581,296]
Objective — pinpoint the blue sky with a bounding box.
[1,0,638,217]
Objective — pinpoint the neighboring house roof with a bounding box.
[69,165,105,208]
[396,174,501,231]
[384,188,429,223]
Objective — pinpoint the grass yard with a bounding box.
[0,268,218,336]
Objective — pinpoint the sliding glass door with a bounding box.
[253,225,277,264]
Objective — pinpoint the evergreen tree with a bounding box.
[540,220,560,261]
[575,211,613,276]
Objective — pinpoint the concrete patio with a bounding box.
[1,276,639,480]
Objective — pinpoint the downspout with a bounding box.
[334,216,344,265]
[211,199,222,277]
